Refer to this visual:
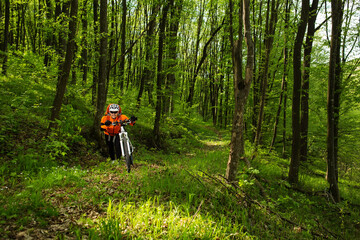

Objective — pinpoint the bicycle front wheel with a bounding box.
[123,141,131,173]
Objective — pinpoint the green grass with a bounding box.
[95,197,249,239]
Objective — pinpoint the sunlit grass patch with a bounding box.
[93,198,251,239]
[28,166,88,189]
[201,139,230,148]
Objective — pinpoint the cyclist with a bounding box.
[100,103,136,162]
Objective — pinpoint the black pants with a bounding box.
[105,134,121,160]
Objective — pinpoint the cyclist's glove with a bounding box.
[105,120,112,126]
[130,116,137,122]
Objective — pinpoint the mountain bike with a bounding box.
[112,119,135,173]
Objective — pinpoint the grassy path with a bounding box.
[2,124,360,239]
[3,126,247,239]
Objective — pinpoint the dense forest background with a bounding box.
[1,0,360,239]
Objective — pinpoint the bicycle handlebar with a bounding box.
[111,119,132,126]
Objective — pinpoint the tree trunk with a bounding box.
[53,0,61,52]
[80,0,88,85]
[254,0,279,148]
[153,2,170,145]
[106,0,116,94]
[187,19,224,106]
[47,0,78,133]
[1,0,10,75]
[119,0,127,91]
[29,0,39,53]
[217,37,226,127]
[281,0,291,158]
[288,0,309,185]
[333,0,348,184]
[251,0,264,142]
[326,0,342,203]
[15,3,26,50]
[93,0,108,144]
[164,0,182,115]
[224,73,230,127]
[300,0,319,162]
[209,2,219,126]
[226,0,254,182]
[92,0,99,105]
[270,0,290,153]
[186,0,205,106]
[136,5,159,108]
[57,0,71,56]
[44,0,53,66]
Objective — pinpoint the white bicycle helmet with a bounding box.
[109,104,120,113]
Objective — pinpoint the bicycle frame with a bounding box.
[119,125,133,158]
[112,119,135,172]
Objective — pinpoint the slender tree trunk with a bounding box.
[106,0,116,94]
[47,0,78,133]
[54,0,61,51]
[15,4,25,50]
[254,0,279,148]
[281,0,291,157]
[226,0,254,181]
[210,66,219,126]
[30,1,38,53]
[251,0,264,141]
[224,72,230,127]
[217,37,226,127]
[21,3,26,48]
[186,0,205,106]
[126,6,137,88]
[119,0,127,91]
[80,0,88,85]
[333,0,347,184]
[153,2,170,145]
[37,1,43,54]
[326,0,342,203]
[300,0,319,162]
[270,74,286,150]
[187,19,224,106]
[44,0,53,66]
[270,0,290,153]
[288,0,309,185]
[136,5,159,108]
[1,0,10,75]
[58,1,71,56]
[164,0,182,114]
[92,0,99,105]
[209,1,219,126]
[93,0,108,144]
[113,2,120,87]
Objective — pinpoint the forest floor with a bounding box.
[8,163,139,239]
[2,124,360,239]
[1,126,232,239]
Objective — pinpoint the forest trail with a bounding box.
[200,125,229,151]
[8,127,229,239]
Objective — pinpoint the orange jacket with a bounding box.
[101,114,130,136]
[100,104,134,136]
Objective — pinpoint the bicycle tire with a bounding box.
[123,140,131,173]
